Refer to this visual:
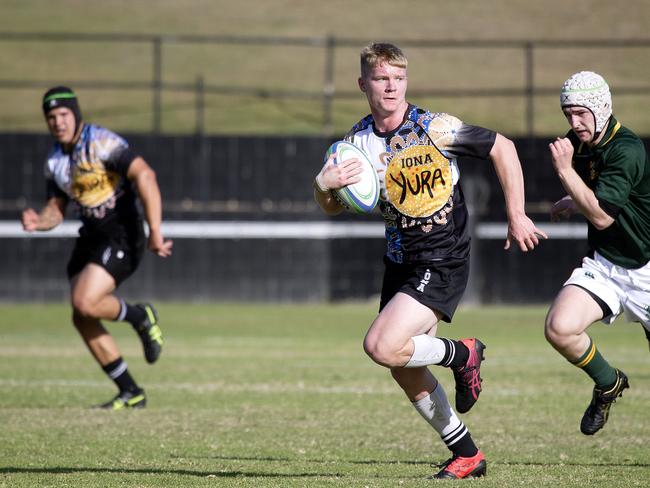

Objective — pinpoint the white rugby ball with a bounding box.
[325,141,379,214]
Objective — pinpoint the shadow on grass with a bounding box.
[3,457,649,479]
[197,454,650,468]
[196,455,431,466]
[0,467,336,478]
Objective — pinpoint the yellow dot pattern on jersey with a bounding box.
[385,144,452,218]
[71,165,120,208]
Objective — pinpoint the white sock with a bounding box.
[116,298,127,321]
[413,382,469,449]
[405,334,447,367]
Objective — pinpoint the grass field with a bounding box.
[1,303,649,487]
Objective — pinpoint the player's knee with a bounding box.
[362,336,378,361]
[71,294,97,318]
[363,336,401,367]
[544,311,574,346]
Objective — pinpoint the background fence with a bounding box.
[2,32,650,303]
[0,132,609,304]
[2,33,650,136]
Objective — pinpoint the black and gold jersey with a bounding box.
[346,105,496,264]
[44,123,141,239]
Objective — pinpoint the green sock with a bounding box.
[571,337,617,388]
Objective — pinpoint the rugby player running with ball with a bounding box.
[313,43,546,479]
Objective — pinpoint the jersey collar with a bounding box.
[595,116,621,148]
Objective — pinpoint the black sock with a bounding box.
[450,431,479,458]
[102,357,140,393]
[116,299,146,326]
[439,338,470,369]
[644,327,650,342]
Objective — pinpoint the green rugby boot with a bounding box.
[97,388,146,410]
[134,303,163,364]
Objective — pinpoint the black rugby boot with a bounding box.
[580,369,629,435]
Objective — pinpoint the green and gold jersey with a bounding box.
[569,116,650,268]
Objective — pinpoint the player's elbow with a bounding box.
[489,133,516,160]
[591,214,615,230]
[137,167,158,188]
[313,191,343,216]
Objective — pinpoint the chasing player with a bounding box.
[22,87,172,409]
[545,71,650,435]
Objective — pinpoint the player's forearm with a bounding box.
[35,204,64,230]
[136,170,164,232]
[313,181,344,216]
[490,135,527,219]
[556,167,614,229]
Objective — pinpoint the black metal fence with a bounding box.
[0,132,608,304]
[2,32,650,135]
[3,33,650,302]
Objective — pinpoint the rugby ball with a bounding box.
[325,141,379,214]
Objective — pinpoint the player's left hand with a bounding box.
[148,229,173,258]
[550,195,576,222]
[504,213,547,252]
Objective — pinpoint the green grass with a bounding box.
[1,303,649,487]
[2,1,650,135]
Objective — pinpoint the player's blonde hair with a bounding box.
[360,42,408,78]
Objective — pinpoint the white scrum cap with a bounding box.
[560,71,612,134]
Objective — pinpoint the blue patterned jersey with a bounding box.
[44,123,142,238]
[346,105,496,264]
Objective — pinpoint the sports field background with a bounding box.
[2,1,650,135]
[1,303,649,487]
[3,2,650,486]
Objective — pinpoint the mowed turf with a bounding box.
[1,303,649,487]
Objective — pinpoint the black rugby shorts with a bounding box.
[67,228,145,286]
[379,256,470,323]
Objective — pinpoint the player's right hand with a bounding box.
[21,208,40,231]
[315,152,363,191]
[549,137,574,174]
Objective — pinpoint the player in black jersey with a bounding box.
[21,87,173,409]
[314,43,546,479]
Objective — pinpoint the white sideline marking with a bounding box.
[6,378,646,398]
[0,221,587,239]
